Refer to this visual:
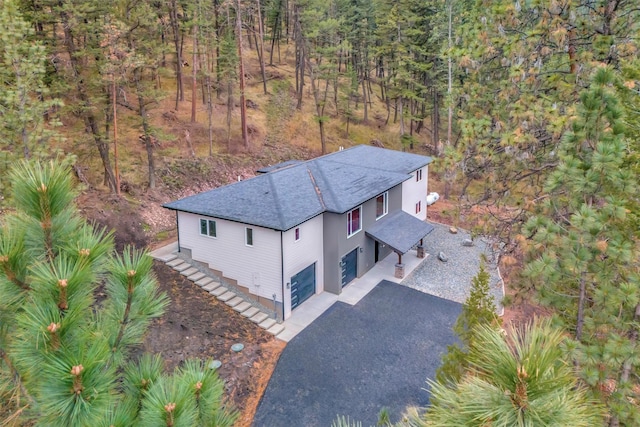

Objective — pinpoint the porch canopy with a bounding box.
[365,210,435,255]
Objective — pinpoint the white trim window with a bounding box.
[416,169,423,182]
[199,218,217,238]
[415,201,422,214]
[294,227,300,242]
[245,227,253,246]
[375,192,388,220]
[347,206,362,237]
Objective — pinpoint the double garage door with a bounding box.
[291,263,316,310]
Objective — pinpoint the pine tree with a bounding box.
[0,160,236,426]
[0,0,62,200]
[424,320,604,426]
[523,67,640,426]
[435,259,499,384]
[447,0,640,245]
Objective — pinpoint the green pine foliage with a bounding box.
[436,259,499,384]
[0,0,63,200]
[425,319,605,427]
[0,160,237,426]
[523,67,640,426]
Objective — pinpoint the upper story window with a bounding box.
[200,218,217,238]
[295,227,300,241]
[245,227,253,246]
[415,201,422,214]
[376,192,388,220]
[416,169,423,182]
[347,206,362,237]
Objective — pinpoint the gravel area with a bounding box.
[401,222,504,313]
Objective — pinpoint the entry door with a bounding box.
[341,248,358,287]
[291,263,316,310]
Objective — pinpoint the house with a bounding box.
[163,145,434,321]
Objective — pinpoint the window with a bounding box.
[347,206,362,237]
[416,169,423,182]
[199,218,216,237]
[376,192,388,219]
[415,201,422,214]
[295,227,300,241]
[245,227,253,246]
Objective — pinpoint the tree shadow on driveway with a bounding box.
[253,280,462,427]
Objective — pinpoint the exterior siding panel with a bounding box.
[402,166,428,220]
[282,214,324,319]
[177,212,282,303]
[323,184,403,294]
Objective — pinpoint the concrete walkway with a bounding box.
[278,249,426,342]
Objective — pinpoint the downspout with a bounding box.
[175,211,181,252]
[280,231,285,322]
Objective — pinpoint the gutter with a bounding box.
[175,211,181,252]
[280,231,285,321]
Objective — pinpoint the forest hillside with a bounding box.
[1,0,639,425]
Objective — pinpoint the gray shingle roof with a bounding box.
[163,145,432,231]
[365,211,435,254]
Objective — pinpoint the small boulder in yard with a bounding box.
[449,227,458,234]
[438,252,449,262]
[462,239,474,247]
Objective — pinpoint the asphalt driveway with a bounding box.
[253,280,461,427]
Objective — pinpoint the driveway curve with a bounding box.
[253,281,461,427]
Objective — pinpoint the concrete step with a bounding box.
[210,286,227,297]
[217,291,236,302]
[173,263,191,272]
[226,296,244,307]
[162,254,178,263]
[202,282,221,292]
[195,277,214,287]
[259,318,277,330]
[250,312,269,324]
[233,301,252,313]
[180,267,199,276]
[166,258,184,267]
[268,323,286,336]
[188,272,206,282]
[241,307,260,318]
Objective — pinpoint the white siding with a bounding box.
[177,212,282,301]
[281,214,324,319]
[401,166,428,220]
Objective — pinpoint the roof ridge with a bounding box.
[309,161,340,212]
[306,166,326,211]
[267,173,287,230]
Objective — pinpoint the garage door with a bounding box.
[341,248,358,287]
[291,263,316,310]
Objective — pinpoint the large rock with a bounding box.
[438,252,448,262]
[462,239,474,247]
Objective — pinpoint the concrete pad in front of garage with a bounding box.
[253,280,461,427]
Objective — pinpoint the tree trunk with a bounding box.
[361,74,368,123]
[169,0,183,110]
[444,0,453,199]
[236,0,249,149]
[191,20,198,123]
[112,79,121,195]
[59,6,117,192]
[226,79,233,151]
[609,303,640,427]
[256,0,268,94]
[575,273,587,341]
[133,68,155,189]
